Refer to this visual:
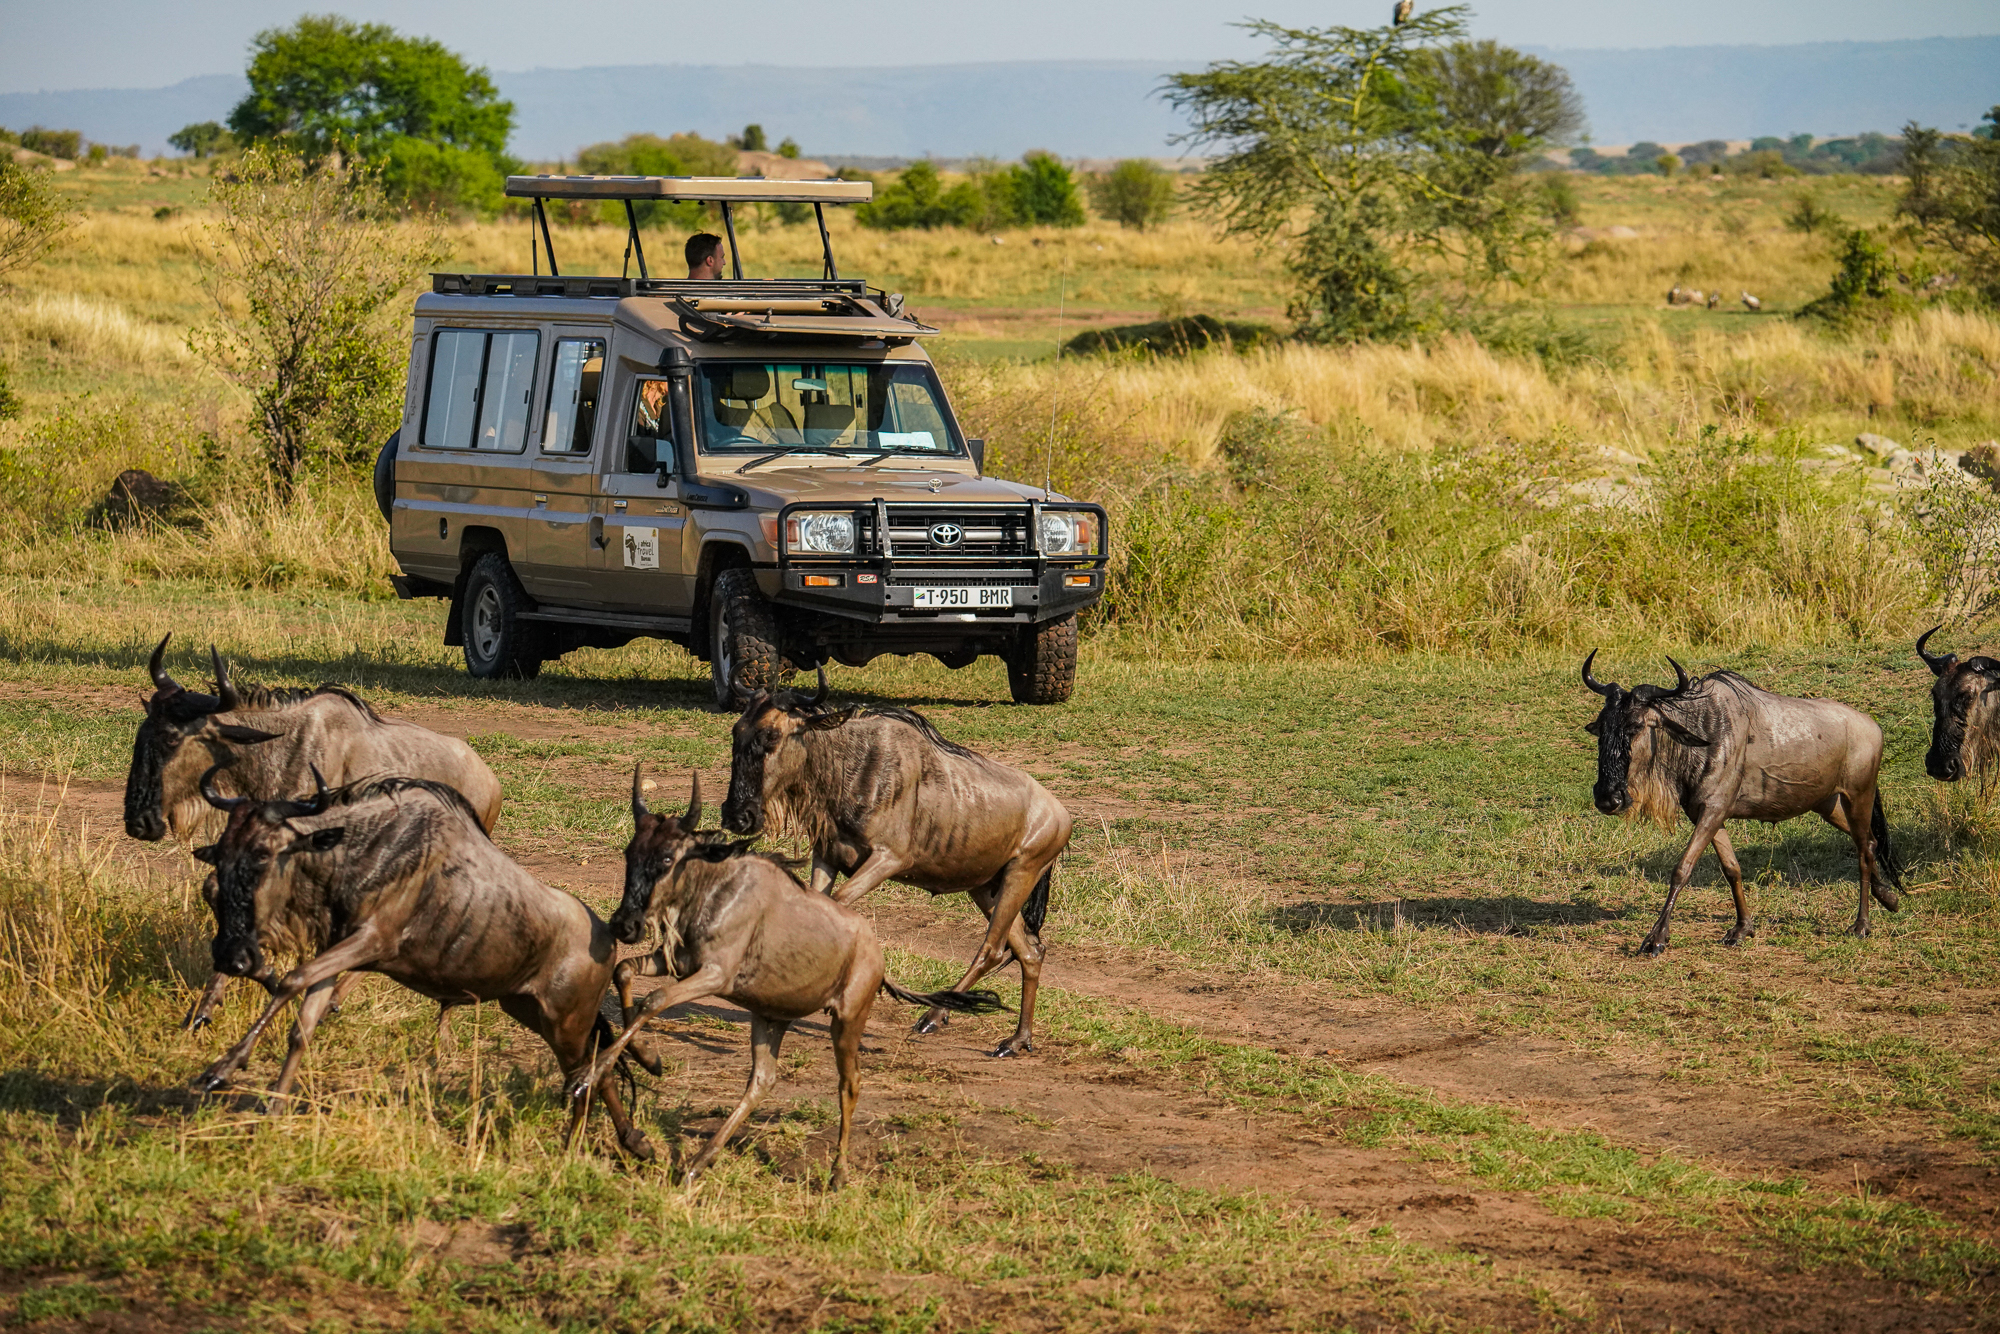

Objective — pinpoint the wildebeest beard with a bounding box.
[1586,658,1732,827]
[206,846,269,977]
[721,730,773,835]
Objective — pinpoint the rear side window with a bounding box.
[420,329,540,451]
[541,337,606,454]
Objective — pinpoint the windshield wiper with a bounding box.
[735,445,854,474]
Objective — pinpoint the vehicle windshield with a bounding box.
[694,361,962,456]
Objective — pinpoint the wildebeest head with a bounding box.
[614,765,707,945]
[1917,625,2000,782]
[721,668,856,835]
[192,763,340,977]
[1581,651,1709,817]
[125,634,280,841]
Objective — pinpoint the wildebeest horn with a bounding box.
[685,770,702,828]
[1917,624,1955,677]
[305,764,330,814]
[149,633,181,693]
[199,763,245,811]
[210,645,240,711]
[1580,649,1615,697]
[1661,656,1693,698]
[811,665,828,706]
[631,761,649,821]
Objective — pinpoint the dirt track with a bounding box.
[19,687,2000,1330]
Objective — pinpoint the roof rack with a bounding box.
[426,273,941,344]
[503,173,872,286]
[431,275,871,300]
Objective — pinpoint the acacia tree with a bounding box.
[191,148,447,496]
[1164,8,1580,341]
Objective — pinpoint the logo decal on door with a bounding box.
[622,528,658,569]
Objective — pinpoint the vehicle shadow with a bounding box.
[1267,893,1624,937]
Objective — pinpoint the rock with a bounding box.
[1603,225,1640,239]
[1853,432,1900,461]
[1960,441,2000,487]
[91,469,183,529]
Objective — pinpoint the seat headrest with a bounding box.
[722,367,770,402]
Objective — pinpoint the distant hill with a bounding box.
[1,37,1994,161]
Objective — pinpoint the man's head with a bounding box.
[685,233,726,280]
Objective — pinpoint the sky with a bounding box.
[2,0,1999,93]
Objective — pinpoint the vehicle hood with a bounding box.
[722,467,1070,507]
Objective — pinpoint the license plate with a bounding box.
[911,585,1013,608]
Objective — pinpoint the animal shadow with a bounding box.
[1267,893,1621,937]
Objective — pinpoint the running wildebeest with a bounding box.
[1916,625,2000,783]
[129,634,501,1031]
[190,770,654,1161]
[570,768,1005,1187]
[1581,652,1904,954]
[720,671,1071,1057]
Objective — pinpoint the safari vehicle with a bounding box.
[375,175,1107,706]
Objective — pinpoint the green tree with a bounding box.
[1088,159,1178,229]
[168,121,235,158]
[1165,7,1564,342]
[1900,109,2000,305]
[1798,228,1912,325]
[574,132,737,226]
[0,158,74,281]
[227,16,514,210]
[776,137,801,159]
[1411,40,1585,159]
[1005,151,1085,227]
[733,124,768,152]
[190,147,447,496]
[855,161,984,230]
[18,126,81,160]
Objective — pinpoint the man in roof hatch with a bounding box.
[686,232,727,280]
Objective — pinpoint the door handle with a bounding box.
[589,515,606,549]
[534,494,549,507]
[612,499,628,510]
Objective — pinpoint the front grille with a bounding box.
[871,506,1031,558]
[887,573,1026,587]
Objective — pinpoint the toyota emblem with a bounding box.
[927,477,944,492]
[929,522,964,548]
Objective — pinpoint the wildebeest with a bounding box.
[720,671,1071,1057]
[129,634,501,1030]
[1916,625,2000,783]
[1582,652,1904,954]
[190,770,654,1161]
[571,768,1005,1187]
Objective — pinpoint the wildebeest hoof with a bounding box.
[182,1011,210,1033]
[621,1129,657,1162]
[1847,922,1872,938]
[626,1033,664,1077]
[1873,888,1902,912]
[1723,925,1754,946]
[192,1069,232,1093]
[913,1014,947,1036]
[567,1078,593,1101]
[1639,938,1668,957]
[991,1037,1032,1058]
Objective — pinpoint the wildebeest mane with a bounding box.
[230,682,385,723]
[680,835,808,879]
[315,774,491,840]
[839,705,981,759]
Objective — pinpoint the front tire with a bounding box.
[709,568,783,707]
[1008,614,1077,705]
[460,553,544,680]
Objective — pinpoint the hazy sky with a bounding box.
[3,0,1998,93]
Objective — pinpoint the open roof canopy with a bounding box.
[504,175,873,205]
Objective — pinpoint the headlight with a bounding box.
[787,511,856,554]
[1040,511,1097,555]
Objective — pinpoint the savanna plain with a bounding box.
[3,163,2000,1331]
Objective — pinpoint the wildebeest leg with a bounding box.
[613,951,675,1076]
[827,847,915,906]
[193,922,390,1094]
[267,976,341,1104]
[1641,811,1727,957]
[827,1005,867,1189]
[685,1013,789,1185]
[929,863,1047,1056]
[507,995,655,1164]
[809,853,839,897]
[571,963,728,1098]
[1820,790,1887,938]
[1713,830,1755,946]
[182,972,233,1032]
[324,971,368,1018]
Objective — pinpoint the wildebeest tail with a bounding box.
[1872,795,1906,891]
[591,1013,638,1074]
[880,980,1011,1014]
[1023,863,1053,936]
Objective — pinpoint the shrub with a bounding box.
[168,122,235,159]
[1088,160,1176,230]
[1798,229,1915,326]
[1064,314,1277,358]
[574,133,737,228]
[0,158,74,281]
[17,127,80,160]
[1004,152,1085,228]
[855,161,984,231]
[0,360,19,421]
[1784,192,1840,235]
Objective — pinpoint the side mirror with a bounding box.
[967,437,985,475]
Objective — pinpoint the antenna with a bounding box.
[1043,253,1066,501]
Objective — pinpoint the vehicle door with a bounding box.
[591,372,693,613]
[519,327,609,602]
[395,325,539,588]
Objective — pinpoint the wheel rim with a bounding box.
[471,584,505,664]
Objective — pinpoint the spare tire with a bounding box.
[372,430,400,524]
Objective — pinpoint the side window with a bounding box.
[418,329,539,452]
[541,337,605,454]
[625,379,672,473]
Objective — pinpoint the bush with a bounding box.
[1064,314,1276,358]
[573,133,736,228]
[0,360,19,421]
[381,138,508,216]
[855,161,984,231]
[1798,228,1915,326]
[1004,152,1085,228]
[1087,160,1176,230]
[17,127,80,160]
[168,122,235,159]
[0,158,74,281]
[858,154,1083,232]
[1784,192,1840,235]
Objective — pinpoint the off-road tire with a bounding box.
[710,568,784,708]
[1007,614,1077,705]
[372,430,399,524]
[460,553,544,680]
